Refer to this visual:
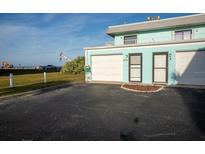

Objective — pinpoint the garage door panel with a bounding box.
[176,51,205,85]
[91,55,123,82]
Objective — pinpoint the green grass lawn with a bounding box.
[0,72,85,97]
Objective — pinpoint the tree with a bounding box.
[61,56,85,74]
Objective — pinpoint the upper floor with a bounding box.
[113,25,205,45]
[109,14,205,45]
[85,14,205,50]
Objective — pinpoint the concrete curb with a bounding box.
[86,81,122,85]
[0,82,83,101]
[121,84,164,93]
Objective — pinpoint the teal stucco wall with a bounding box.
[114,35,124,45]
[114,25,205,45]
[193,26,205,39]
[85,42,205,85]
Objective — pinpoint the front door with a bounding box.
[153,52,168,83]
[129,53,142,82]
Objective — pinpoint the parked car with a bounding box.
[44,65,57,70]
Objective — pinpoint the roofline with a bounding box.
[106,13,205,36]
[108,13,200,28]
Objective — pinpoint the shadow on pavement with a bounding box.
[176,87,205,134]
[174,47,205,135]
[120,117,140,141]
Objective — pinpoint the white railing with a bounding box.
[124,39,137,45]
[105,41,114,46]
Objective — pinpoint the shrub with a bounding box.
[61,56,85,74]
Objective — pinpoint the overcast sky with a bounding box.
[0,13,194,66]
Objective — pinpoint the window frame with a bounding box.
[124,35,137,45]
[174,29,192,41]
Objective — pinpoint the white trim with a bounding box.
[90,53,122,56]
[85,41,205,52]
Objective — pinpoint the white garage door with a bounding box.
[176,51,205,85]
[91,54,123,82]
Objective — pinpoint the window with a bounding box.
[124,35,137,44]
[174,30,192,41]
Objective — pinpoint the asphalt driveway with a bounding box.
[0,83,205,141]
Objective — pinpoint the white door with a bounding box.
[176,51,205,85]
[91,54,123,82]
[129,54,142,82]
[153,53,168,83]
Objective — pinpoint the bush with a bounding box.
[61,56,85,74]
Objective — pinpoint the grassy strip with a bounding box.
[0,72,84,97]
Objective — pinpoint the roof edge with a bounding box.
[108,13,201,28]
[106,14,205,36]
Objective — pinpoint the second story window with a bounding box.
[124,35,137,44]
[174,30,192,41]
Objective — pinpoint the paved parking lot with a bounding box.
[0,83,205,140]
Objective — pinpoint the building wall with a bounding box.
[114,25,205,45]
[85,42,205,85]
[114,34,124,45]
[137,30,172,44]
[193,26,205,39]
